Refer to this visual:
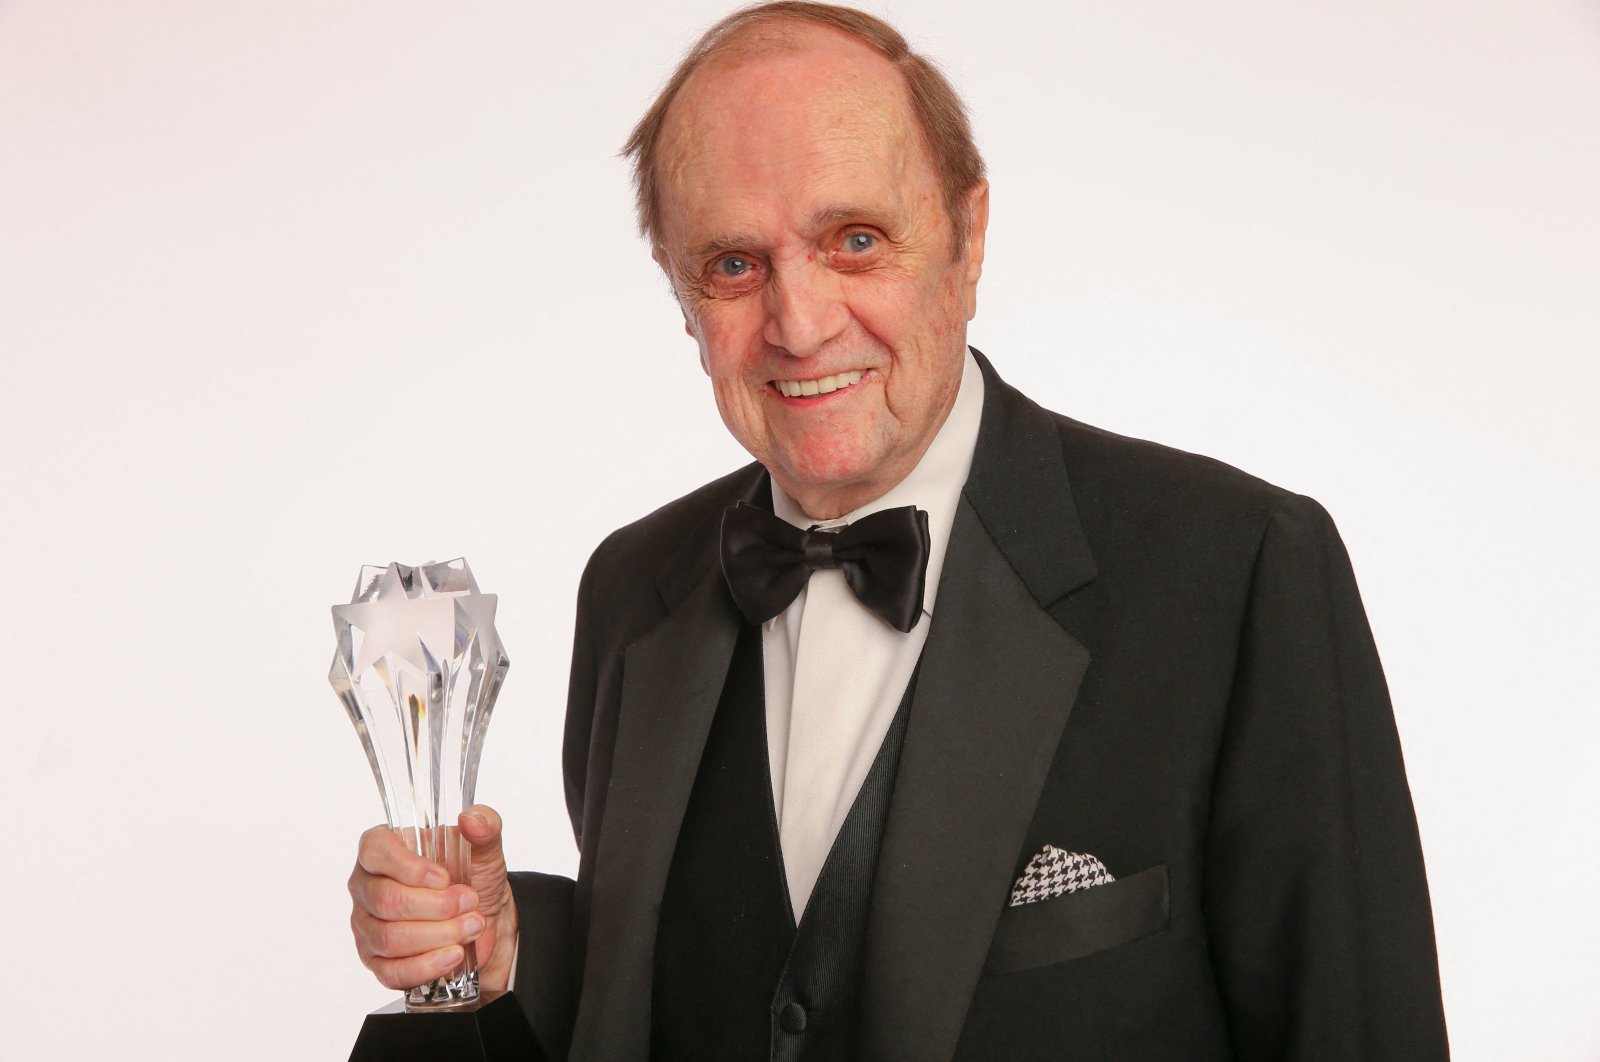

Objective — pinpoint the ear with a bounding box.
[960,180,990,320]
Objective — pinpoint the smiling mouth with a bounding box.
[772,370,865,398]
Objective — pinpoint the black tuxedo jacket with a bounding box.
[510,351,1448,1060]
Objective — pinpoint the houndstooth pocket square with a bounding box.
[1009,845,1116,906]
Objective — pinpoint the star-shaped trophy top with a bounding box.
[351,558,481,602]
[331,558,503,678]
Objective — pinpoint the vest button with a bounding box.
[779,1001,808,1034]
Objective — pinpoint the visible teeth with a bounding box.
[776,370,864,398]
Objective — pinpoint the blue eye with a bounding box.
[715,255,750,276]
[844,232,875,253]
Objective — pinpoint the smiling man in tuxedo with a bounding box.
[346,4,1449,1058]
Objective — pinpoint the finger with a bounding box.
[459,805,503,856]
[352,875,477,923]
[356,824,449,889]
[460,805,509,909]
[366,945,466,993]
[352,907,487,961]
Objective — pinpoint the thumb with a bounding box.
[459,804,510,908]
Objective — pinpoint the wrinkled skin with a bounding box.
[654,23,988,519]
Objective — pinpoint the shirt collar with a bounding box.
[771,348,985,619]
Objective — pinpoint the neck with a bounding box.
[784,479,905,523]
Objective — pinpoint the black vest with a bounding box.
[651,624,916,1061]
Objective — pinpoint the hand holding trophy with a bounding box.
[330,559,541,1060]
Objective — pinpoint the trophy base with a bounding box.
[349,990,546,1062]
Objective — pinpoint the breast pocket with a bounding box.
[984,863,1170,974]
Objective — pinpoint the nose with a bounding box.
[762,258,849,358]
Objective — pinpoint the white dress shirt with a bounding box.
[764,349,985,917]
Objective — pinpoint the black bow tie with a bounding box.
[719,501,931,633]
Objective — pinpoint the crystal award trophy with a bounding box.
[330,559,541,1061]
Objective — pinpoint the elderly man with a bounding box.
[347,3,1449,1058]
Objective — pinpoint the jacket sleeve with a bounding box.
[1201,494,1449,1059]
[509,870,576,1060]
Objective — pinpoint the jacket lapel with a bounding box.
[570,354,1093,1060]
[568,478,759,1059]
[859,354,1099,1060]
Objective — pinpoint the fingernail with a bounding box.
[462,915,486,939]
[458,891,478,915]
[424,869,449,888]
[463,811,487,830]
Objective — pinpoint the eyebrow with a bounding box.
[807,202,884,230]
[687,232,764,263]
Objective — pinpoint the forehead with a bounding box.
[655,25,930,245]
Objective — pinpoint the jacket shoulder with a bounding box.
[579,461,763,607]
[1051,412,1295,516]
[1039,408,1344,583]
[1046,409,1348,555]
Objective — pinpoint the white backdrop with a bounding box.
[2,1,1596,1058]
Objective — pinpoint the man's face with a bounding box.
[653,26,988,518]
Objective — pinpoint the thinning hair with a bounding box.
[621,1,986,256]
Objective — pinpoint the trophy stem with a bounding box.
[399,823,480,1010]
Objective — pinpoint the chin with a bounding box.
[773,450,881,496]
